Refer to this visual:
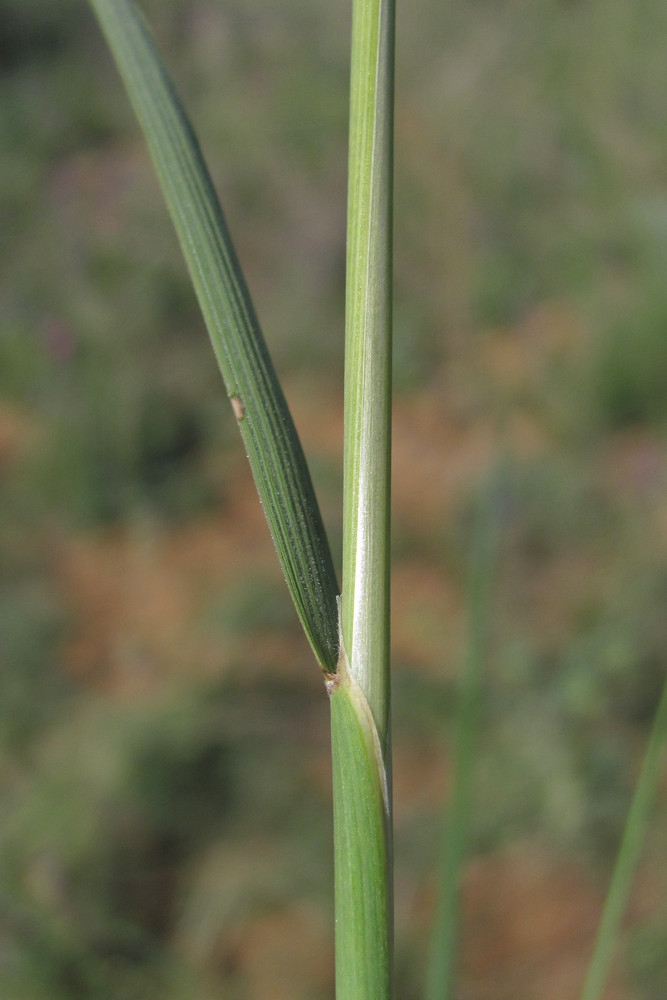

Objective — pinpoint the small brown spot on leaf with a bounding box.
[230,395,244,420]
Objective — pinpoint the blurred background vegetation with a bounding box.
[2,0,667,997]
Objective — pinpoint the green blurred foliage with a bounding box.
[2,0,667,997]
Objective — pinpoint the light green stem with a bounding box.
[332,0,394,993]
[341,0,394,749]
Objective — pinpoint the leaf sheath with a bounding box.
[329,651,392,1000]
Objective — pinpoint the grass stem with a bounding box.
[341,0,394,748]
[331,0,395,993]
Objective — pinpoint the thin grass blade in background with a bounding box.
[425,478,498,1000]
[580,673,667,1000]
[88,0,340,672]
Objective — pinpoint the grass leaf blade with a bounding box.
[88,0,339,671]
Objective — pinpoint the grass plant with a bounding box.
[76,2,667,998]
[89,0,393,995]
